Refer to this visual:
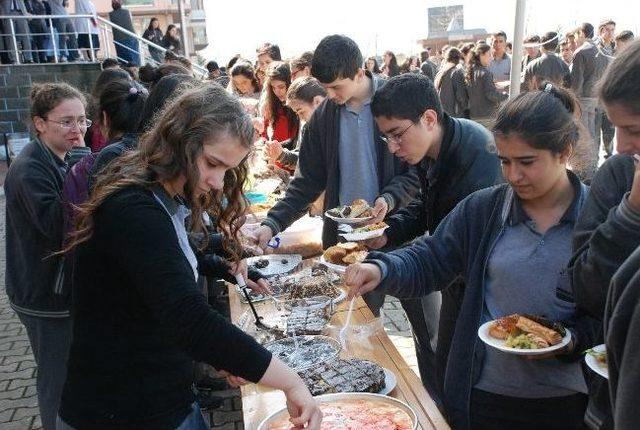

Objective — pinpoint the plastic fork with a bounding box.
[339,297,356,349]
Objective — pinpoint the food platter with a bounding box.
[258,392,418,430]
[478,320,572,356]
[246,254,302,277]
[263,335,341,371]
[324,210,373,225]
[319,255,347,274]
[585,344,608,379]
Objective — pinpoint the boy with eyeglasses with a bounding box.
[365,73,502,401]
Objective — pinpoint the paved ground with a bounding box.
[0,194,417,429]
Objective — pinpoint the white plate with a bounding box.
[585,344,608,379]
[340,225,389,242]
[477,320,572,356]
[325,209,373,225]
[319,255,347,274]
[246,254,302,277]
[379,367,397,395]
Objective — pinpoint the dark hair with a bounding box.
[599,40,640,114]
[492,31,507,40]
[227,54,241,70]
[579,23,594,39]
[541,31,559,51]
[166,24,177,35]
[92,68,132,99]
[616,30,634,43]
[101,58,120,70]
[290,51,313,72]
[493,82,581,154]
[599,19,616,31]
[256,43,282,61]
[524,35,540,44]
[383,50,400,77]
[460,42,475,59]
[434,48,462,90]
[465,43,491,84]
[420,50,429,63]
[99,79,148,139]
[30,82,86,121]
[230,61,260,94]
[286,76,327,104]
[67,84,255,261]
[365,56,381,74]
[138,74,200,133]
[206,61,219,73]
[263,62,299,136]
[372,73,443,122]
[311,34,362,83]
[147,17,159,31]
[506,41,513,50]
[138,63,190,88]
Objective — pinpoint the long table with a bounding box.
[228,262,451,429]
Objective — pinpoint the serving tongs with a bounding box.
[235,273,273,330]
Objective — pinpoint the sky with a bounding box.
[201,0,640,64]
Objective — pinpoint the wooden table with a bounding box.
[228,262,450,429]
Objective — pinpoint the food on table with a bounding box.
[264,336,340,370]
[585,348,607,365]
[248,202,274,213]
[489,314,565,349]
[267,398,414,429]
[323,242,368,266]
[285,308,329,335]
[281,258,288,264]
[273,242,323,259]
[253,258,270,269]
[351,222,388,233]
[242,269,342,303]
[327,198,373,219]
[298,358,386,396]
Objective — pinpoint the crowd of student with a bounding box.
[3,14,640,430]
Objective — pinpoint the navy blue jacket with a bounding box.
[367,175,598,429]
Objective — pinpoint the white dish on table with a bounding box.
[477,320,572,356]
[246,254,302,277]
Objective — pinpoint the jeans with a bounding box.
[17,313,72,430]
[114,37,140,66]
[57,402,209,430]
[52,18,78,60]
[595,106,615,156]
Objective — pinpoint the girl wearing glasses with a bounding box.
[4,82,88,430]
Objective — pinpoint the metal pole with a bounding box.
[88,17,95,62]
[178,0,189,58]
[9,19,19,64]
[49,18,58,63]
[509,0,526,99]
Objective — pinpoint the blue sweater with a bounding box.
[367,173,598,429]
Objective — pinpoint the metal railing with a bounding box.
[0,13,207,77]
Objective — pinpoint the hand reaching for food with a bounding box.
[265,140,284,164]
[344,263,382,299]
[370,197,389,224]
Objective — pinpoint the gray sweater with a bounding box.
[467,66,508,119]
[570,40,609,98]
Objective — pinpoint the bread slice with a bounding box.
[337,242,360,252]
[516,316,563,345]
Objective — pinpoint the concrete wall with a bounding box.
[0,63,102,141]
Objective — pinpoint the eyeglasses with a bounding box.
[380,122,414,144]
[46,118,92,130]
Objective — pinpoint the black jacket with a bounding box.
[385,114,502,246]
[467,66,508,119]
[262,73,419,247]
[605,246,640,430]
[4,139,69,317]
[569,154,638,430]
[59,185,271,429]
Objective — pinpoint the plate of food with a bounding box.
[320,242,368,274]
[478,314,572,356]
[585,344,608,379]
[339,222,389,242]
[325,199,374,225]
[297,358,394,396]
[263,335,341,371]
[258,392,417,430]
[246,254,302,277]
